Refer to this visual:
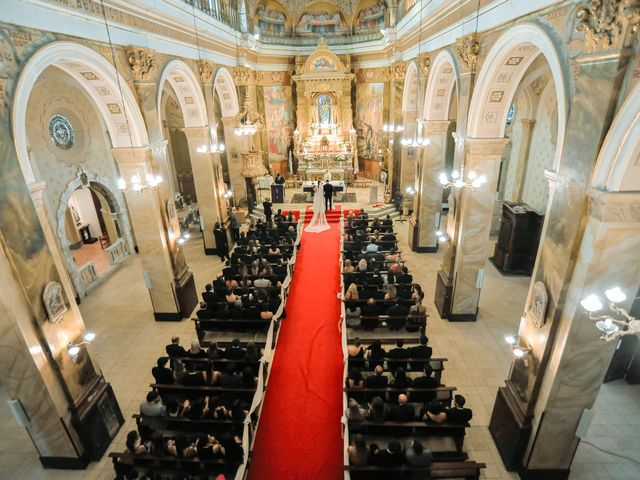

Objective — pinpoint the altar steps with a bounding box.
[249,203,400,222]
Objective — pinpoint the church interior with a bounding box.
[1,0,639,479]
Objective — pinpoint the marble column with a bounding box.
[112,146,197,320]
[399,111,418,191]
[221,116,250,202]
[512,118,536,202]
[449,138,507,321]
[182,126,223,254]
[409,120,451,252]
[489,31,638,477]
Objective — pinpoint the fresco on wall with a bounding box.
[263,86,294,161]
[311,56,336,71]
[354,0,386,33]
[255,1,290,35]
[355,83,384,160]
[295,4,349,36]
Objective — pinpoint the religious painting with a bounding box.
[530,281,548,328]
[355,83,384,160]
[43,281,67,323]
[317,95,331,125]
[263,86,294,161]
[295,3,349,37]
[354,0,386,34]
[311,56,335,71]
[255,0,290,35]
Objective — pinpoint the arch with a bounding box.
[254,0,292,35]
[467,23,569,171]
[423,49,460,122]
[56,172,134,297]
[12,41,149,185]
[214,67,240,117]
[592,82,640,192]
[352,0,387,33]
[401,61,419,113]
[157,60,208,128]
[294,1,349,37]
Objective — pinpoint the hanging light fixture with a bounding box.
[234,95,264,136]
[99,0,164,194]
[438,166,487,190]
[580,287,640,341]
[504,335,532,358]
[67,331,97,357]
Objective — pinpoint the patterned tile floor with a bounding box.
[0,187,638,479]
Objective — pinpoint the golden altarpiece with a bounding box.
[292,40,356,182]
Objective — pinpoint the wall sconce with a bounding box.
[405,186,416,196]
[176,232,191,245]
[439,168,486,189]
[197,143,225,154]
[436,230,448,242]
[67,331,96,357]
[505,335,532,357]
[580,287,640,341]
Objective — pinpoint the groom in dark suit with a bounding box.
[323,181,334,210]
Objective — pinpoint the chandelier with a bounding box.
[439,167,487,189]
[383,124,404,133]
[581,287,640,341]
[234,95,264,136]
[117,171,163,193]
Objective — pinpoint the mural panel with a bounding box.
[355,82,384,160]
[295,3,349,36]
[354,0,386,34]
[255,1,290,35]
[263,86,294,161]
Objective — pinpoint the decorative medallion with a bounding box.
[43,281,67,324]
[49,115,74,150]
[530,281,548,328]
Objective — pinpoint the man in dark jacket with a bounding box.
[151,357,174,384]
[213,222,230,261]
[323,181,334,210]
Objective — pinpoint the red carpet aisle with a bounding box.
[248,206,344,480]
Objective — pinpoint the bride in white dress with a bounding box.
[305,181,330,233]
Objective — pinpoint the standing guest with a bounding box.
[275,172,285,185]
[213,222,230,261]
[228,207,241,243]
[274,208,285,222]
[152,357,174,384]
[263,197,273,223]
[445,395,473,424]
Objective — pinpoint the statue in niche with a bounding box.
[318,95,331,126]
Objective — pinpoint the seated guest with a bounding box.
[405,440,433,471]
[196,433,224,460]
[397,266,413,284]
[412,364,439,389]
[423,401,447,423]
[345,282,360,300]
[268,244,281,255]
[244,342,260,362]
[346,305,362,328]
[348,434,370,466]
[166,398,187,418]
[212,274,226,290]
[389,394,416,421]
[151,357,174,384]
[166,336,187,358]
[220,364,242,387]
[370,439,404,467]
[125,430,147,455]
[226,289,242,308]
[366,396,388,422]
[274,209,284,222]
[385,247,400,263]
[140,391,166,417]
[225,338,246,360]
[347,367,365,389]
[390,367,412,390]
[361,298,380,330]
[175,360,206,386]
[365,239,379,253]
[357,258,368,272]
[385,301,409,331]
[202,283,216,303]
[387,340,409,372]
[408,336,432,370]
[348,338,365,366]
[384,284,397,301]
[343,259,355,273]
[407,298,427,332]
[221,432,245,464]
[365,365,389,389]
[445,394,473,424]
[254,275,272,288]
[206,342,220,359]
[347,398,366,422]
[367,269,383,287]
[187,340,207,360]
[242,366,258,387]
[166,435,197,458]
[366,341,386,369]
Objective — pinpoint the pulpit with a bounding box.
[271,183,285,203]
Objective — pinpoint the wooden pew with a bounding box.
[193,317,272,334]
[109,452,240,478]
[348,420,469,452]
[344,386,456,405]
[151,383,257,402]
[133,414,243,436]
[345,461,486,480]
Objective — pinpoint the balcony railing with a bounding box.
[258,31,383,47]
[184,0,240,31]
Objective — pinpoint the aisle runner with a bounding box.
[248,206,343,480]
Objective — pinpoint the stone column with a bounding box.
[449,138,507,321]
[221,116,250,201]
[522,190,640,474]
[182,126,224,254]
[399,111,418,191]
[512,118,536,202]
[112,147,197,320]
[409,120,451,252]
[489,15,640,476]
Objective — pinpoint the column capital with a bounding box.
[464,137,509,156]
[111,146,152,165]
[424,120,452,135]
[587,188,640,223]
[181,126,210,141]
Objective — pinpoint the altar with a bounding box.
[302,180,345,201]
[292,39,357,181]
